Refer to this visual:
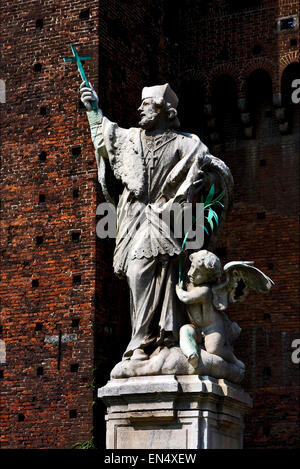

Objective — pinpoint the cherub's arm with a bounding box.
[176,284,208,304]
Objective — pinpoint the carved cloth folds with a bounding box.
[90,112,233,357]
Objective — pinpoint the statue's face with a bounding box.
[188,258,208,285]
[188,251,221,285]
[138,98,164,130]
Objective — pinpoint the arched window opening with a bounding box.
[177,80,204,138]
[212,75,240,143]
[246,69,276,140]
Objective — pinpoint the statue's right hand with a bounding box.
[80,81,99,111]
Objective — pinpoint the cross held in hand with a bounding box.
[63,44,97,110]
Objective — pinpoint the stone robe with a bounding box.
[88,110,233,357]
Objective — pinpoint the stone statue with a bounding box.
[176,250,274,374]
[73,49,272,449]
[80,81,241,379]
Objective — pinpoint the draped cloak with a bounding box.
[88,111,233,356]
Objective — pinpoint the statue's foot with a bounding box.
[131,348,149,361]
[188,353,199,369]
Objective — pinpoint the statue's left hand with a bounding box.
[80,81,99,111]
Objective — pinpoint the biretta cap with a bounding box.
[141,83,179,109]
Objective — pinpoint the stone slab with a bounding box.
[98,375,252,449]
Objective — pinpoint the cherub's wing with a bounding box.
[224,261,274,303]
[212,261,274,310]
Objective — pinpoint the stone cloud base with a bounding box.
[98,375,252,449]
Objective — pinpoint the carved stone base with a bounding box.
[110,346,245,383]
[98,375,252,449]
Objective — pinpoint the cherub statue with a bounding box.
[176,250,274,371]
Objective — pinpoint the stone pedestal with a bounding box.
[98,375,252,449]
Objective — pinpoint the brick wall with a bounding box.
[0,0,101,449]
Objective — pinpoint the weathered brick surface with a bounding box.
[0,0,101,449]
[0,0,299,449]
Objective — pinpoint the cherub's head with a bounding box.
[188,250,222,285]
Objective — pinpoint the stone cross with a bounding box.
[63,44,97,110]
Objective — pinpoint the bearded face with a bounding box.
[138,98,164,130]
